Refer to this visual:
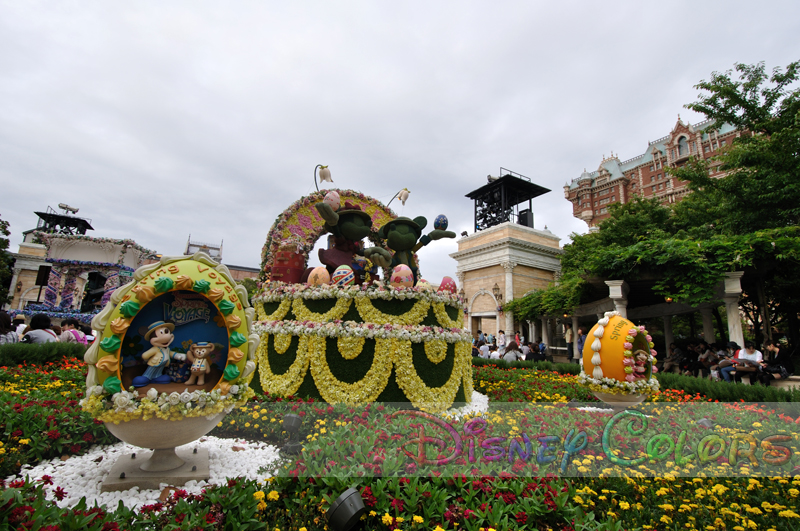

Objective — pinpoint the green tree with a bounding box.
[0,214,14,307]
[507,61,800,344]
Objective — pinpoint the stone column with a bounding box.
[572,315,580,359]
[44,267,61,309]
[724,272,745,348]
[530,320,538,344]
[501,261,516,333]
[5,267,21,311]
[59,270,78,309]
[662,315,673,352]
[700,308,715,343]
[605,280,629,318]
[540,317,549,345]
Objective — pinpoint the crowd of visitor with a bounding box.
[472,329,549,363]
[658,338,794,387]
[0,311,93,345]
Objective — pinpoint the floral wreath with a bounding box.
[81,252,260,424]
[577,311,660,395]
[259,189,402,281]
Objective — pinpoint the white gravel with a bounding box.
[9,436,283,511]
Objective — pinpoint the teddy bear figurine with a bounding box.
[185,341,215,386]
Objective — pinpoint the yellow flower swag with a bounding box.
[256,298,292,322]
[274,333,293,354]
[309,336,393,403]
[354,297,430,326]
[257,334,310,396]
[424,339,448,364]
[292,297,352,322]
[432,302,464,329]
[257,329,472,411]
[337,336,366,360]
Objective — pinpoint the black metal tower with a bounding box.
[465,168,550,232]
[33,205,94,235]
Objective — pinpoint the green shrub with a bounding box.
[0,342,86,367]
[472,357,581,375]
[656,372,800,403]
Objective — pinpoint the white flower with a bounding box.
[147,388,158,401]
[190,391,200,402]
[168,392,181,406]
[93,385,104,396]
[113,394,131,409]
[161,403,170,412]
[230,385,240,395]
[180,391,192,403]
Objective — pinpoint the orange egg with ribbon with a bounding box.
[582,313,655,384]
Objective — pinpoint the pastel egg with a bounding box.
[307,266,331,286]
[323,190,341,211]
[434,214,448,230]
[331,265,355,286]
[390,265,414,289]
[438,276,457,294]
[582,314,653,384]
[416,279,433,291]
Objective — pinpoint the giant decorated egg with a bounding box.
[582,313,655,384]
[331,265,355,287]
[438,276,457,294]
[307,266,331,286]
[416,279,433,291]
[390,265,414,289]
[434,215,448,230]
[323,190,341,211]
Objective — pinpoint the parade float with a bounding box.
[253,184,473,412]
[578,311,659,406]
[81,252,258,490]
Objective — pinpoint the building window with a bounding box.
[712,142,717,149]
[650,165,654,171]
[651,185,656,193]
[692,142,696,152]
[721,139,727,146]
[704,145,710,153]
[678,137,688,156]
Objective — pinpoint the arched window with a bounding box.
[678,137,689,156]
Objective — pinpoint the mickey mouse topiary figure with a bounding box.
[369,217,456,283]
[314,200,383,281]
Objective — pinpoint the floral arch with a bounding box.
[259,189,399,280]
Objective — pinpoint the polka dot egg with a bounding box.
[331,265,355,286]
[390,264,414,289]
[416,279,433,291]
[323,190,341,211]
[307,266,331,286]
[438,276,458,294]
[434,214,448,230]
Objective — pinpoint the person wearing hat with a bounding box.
[133,320,186,387]
[375,216,455,283]
[315,199,387,278]
[12,315,27,336]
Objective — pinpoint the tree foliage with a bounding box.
[507,61,800,334]
[0,214,13,307]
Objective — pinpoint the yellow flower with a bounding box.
[413,515,423,524]
[267,490,280,501]
[382,513,394,525]
[299,528,307,531]
[18,439,30,445]
[619,501,630,510]
[661,515,673,524]
[257,501,266,511]
[789,488,799,497]
[779,509,800,518]
[253,491,265,501]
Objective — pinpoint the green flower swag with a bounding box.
[254,320,471,343]
[81,385,255,424]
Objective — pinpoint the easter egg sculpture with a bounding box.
[82,252,258,491]
[255,186,472,412]
[578,311,659,406]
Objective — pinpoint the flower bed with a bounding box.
[2,361,800,530]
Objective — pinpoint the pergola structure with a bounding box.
[536,272,746,361]
[466,171,550,232]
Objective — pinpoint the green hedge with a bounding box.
[471,357,582,375]
[0,342,86,366]
[656,372,800,403]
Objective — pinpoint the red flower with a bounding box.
[205,513,216,524]
[53,487,67,501]
[515,511,528,525]
[175,514,186,523]
[47,430,61,440]
[9,505,34,524]
[40,475,54,485]
[82,433,93,442]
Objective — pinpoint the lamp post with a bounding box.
[386,188,410,207]
[493,283,503,312]
[314,165,332,192]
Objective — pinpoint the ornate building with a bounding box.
[564,117,742,226]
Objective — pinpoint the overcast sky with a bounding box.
[2,1,798,284]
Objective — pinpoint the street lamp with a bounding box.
[314,165,332,192]
[492,283,502,304]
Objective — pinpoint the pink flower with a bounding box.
[623,342,633,349]
[622,357,634,365]
[646,335,652,342]
[651,349,658,356]
[638,325,646,332]
[625,374,636,382]
[651,366,659,373]
[628,328,638,336]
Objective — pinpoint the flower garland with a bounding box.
[36,232,155,266]
[392,339,472,411]
[308,336,393,403]
[255,298,292,322]
[579,311,660,395]
[10,308,99,324]
[337,336,365,360]
[254,281,462,306]
[256,335,311,396]
[45,258,135,271]
[254,320,471,343]
[424,339,448,363]
[81,385,254,424]
[432,302,464,328]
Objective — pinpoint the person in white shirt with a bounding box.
[503,341,523,363]
[496,330,506,356]
[478,341,490,359]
